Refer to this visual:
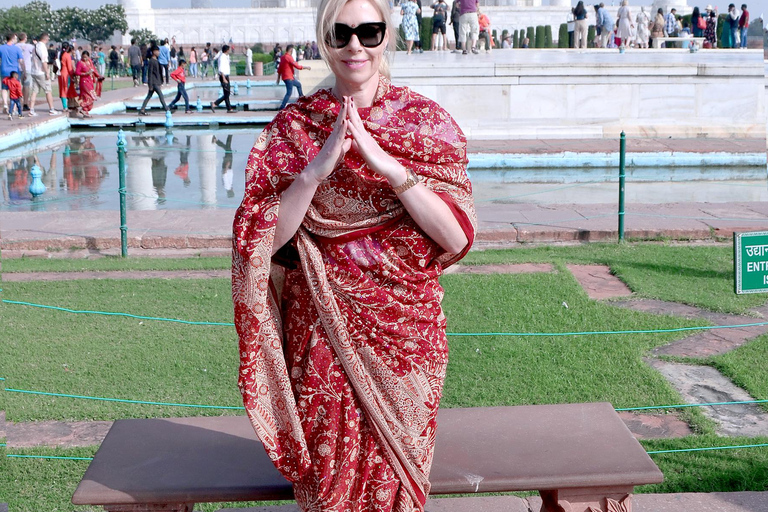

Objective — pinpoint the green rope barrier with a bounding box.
[647,443,768,455]
[617,399,768,411]
[5,388,244,410]
[6,297,768,336]
[6,454,94,461]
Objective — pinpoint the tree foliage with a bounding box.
[0,1,126,43]
[129,28,159,46]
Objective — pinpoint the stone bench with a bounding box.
[72,402,663,512]
[652,36,706,49]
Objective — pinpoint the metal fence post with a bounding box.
[117,129,128,257]
[618,131,626,242]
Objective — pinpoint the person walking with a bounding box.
[651,8,665,46]
[739,4,749,48]
[616,0,635,47]
[726,4,739,47]
[635,6,650,47]
[128,38,142,86]
[572,0,589,48]
[477,8,492,52]
[189,47,198,78]
[57,43,74,111]
[138,45,168,115]
[598,3,615,47]
[97,46,106,77]
[704,8,718,47]
[401,0,421,54]
[168,58,190,113]
[277,43,311,109]
[75,51,102,118]
[16,33,33,111]
[450,0,462,50]
[245,46,253,75]
[29,32,58,116]
[108,45,119,77]
[170,44,178,70]
[159,39,171,83]
[690,6,704,37]
[458,0,480,54]
[3,71,23,119]
[210,44,234,113]
[0,33,23,114]
[430,0,449,50]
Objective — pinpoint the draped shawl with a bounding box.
[233,77,476,511]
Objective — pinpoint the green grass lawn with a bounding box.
[3,243,768,509]
[2,267,704,422]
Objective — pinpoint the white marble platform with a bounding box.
[300,49,768,141]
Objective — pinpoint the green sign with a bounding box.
[734,231,768,294]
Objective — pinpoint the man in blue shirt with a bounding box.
[665,8,679,36]
[598,3,614,47]
[0,32,24,114]
[158,39,170,84]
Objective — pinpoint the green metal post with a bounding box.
[117,129,128,257]
[618,131,626,242]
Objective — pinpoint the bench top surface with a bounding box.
[72,402,662,505]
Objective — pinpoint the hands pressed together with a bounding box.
[304,95,407,189]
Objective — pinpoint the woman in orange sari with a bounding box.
[232,0,476,509]
[58,43,75,111]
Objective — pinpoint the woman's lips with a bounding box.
[342,60,368,69]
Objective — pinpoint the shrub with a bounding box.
[420,16,433,50]
[526,26,535,47]
[558,23,569,47]
[535,25,546,48]
[512,29,518,47]
[253,52,273,63]
[587,25,596,47]
[544,24,553,47]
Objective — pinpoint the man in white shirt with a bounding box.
[16,32,34,111]
[210,44,234,113]
[29,32,58,116]
[245,46,253,76]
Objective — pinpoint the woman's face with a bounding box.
[327,0,388,92]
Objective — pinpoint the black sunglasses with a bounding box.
[326,22,387,49]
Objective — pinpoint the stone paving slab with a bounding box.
[647,359,768,437]
[616,412,693,439]
[612,298,768,358]
[567,264,633,300]
[218,496,529,512]
[528,492,768,512]
[6,419,113,448]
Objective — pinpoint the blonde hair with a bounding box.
[316,0,397,79]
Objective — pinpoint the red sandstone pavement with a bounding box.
[3,200,768,255]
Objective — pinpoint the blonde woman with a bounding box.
[232,0,477,509]
[616,0,635,47]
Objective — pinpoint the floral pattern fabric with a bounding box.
[232,77,476,512]
[401,1,421,41]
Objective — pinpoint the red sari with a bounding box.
[75,60,99,114]
[233,77,476,512]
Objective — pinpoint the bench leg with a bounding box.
[539,486,633,512]
[103,504,194,512]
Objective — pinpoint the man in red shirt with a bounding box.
[278,44,311,110]
[739,4,749,48]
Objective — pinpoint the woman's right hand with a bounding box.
[303,96,352,184]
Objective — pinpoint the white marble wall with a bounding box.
[120,4,681,46]
[298,49,765,140]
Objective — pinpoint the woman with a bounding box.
[705,9,718,47]
[635,6,650,47]
[651,7,665,46]
[75,51,102,118]
[401,0,421,54]
[616,0,635,47]
[189,47,198,78]
[572,0,588,49]
[691,6,704,37]
[232,0,476,509]
[58,43,75,111]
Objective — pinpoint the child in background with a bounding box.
[3,71,23,119]
[168,58,190,113]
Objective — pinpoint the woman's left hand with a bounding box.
[344,96,405,185]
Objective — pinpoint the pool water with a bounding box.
[2,127,767,212]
